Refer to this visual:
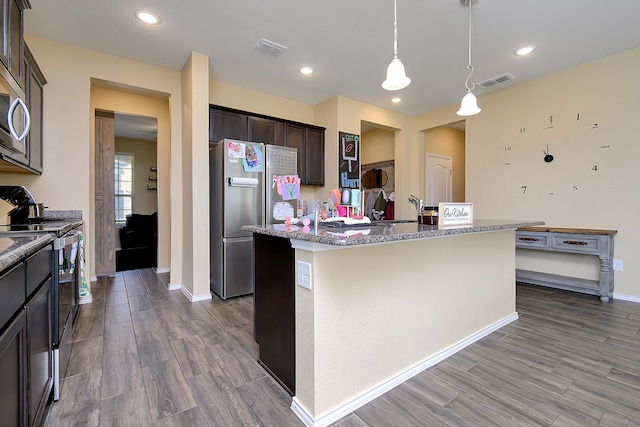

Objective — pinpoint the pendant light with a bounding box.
[382,0,411,91]
[457,0,481,116]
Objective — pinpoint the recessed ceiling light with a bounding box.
[391,97,402,103]
[515,45,536,56]
[299,66,314,75]
[135,10,160,25]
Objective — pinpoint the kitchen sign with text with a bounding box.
[438,202,474,227]
[338,131,360,189]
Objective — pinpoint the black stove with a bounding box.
[0,219,82,238]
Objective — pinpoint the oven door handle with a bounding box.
[8,97,31,141]
[53,231,81,249]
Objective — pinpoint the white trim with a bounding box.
[180,286,213,302]
[612,292,640,304]
[291,311,519,427]
[90,275,98,282]
[166,282,181,291]
[78,295,94,305]
[154,267,170,274]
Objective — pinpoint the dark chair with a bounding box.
[116,212,157,271]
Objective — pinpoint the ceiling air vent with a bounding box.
[476,73,516,89]
[254,38,288,56]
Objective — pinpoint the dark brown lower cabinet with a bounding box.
[26,279,52,427]
[253,233,295,395]
[0,309,27,427]
[0,243,52,427]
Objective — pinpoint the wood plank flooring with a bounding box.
[44,271,640,426]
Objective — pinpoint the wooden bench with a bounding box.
[515,227,617,302]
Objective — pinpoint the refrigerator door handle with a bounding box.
[228,177,259,187]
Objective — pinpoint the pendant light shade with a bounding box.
[383,58,411,91]
[456,91,481,116]
[457,0,481,116]
[382,0,411,91]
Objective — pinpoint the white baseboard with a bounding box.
[166,282,181,291]
[90,276,97,282]
[612,292,640,304]
[180,286,212,302]
[154,267,170,274]
[78,294,93,305]
[291,312,519,427]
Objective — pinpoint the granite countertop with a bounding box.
[0,234,54,272]
[242,219,545,247]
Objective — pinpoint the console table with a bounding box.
[515,227,617,302]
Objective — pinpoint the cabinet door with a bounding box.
[248,116,283,146]
[209,108,247,142]
[26,279,52,427]
[0,0,8,68]
[25,45,45,174]
[284,123,307,184]
[254,233,295,395]
[8,0,24,87]
[306,127,325,186]
[0,309,27,427]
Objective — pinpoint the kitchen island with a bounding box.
[243,219,543,427]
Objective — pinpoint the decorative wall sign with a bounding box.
[338,131,360,189]
[438,202,473,227]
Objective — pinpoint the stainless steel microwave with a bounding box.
[0,72,30,157]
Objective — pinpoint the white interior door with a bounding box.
[425,153,453,206]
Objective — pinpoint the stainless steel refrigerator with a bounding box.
[210,140,297,299]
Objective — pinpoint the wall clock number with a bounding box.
[572,185,578,191]
[591,123,599,129]
[504,146,512,152]
[592,165,598,171]
[519,128,526,133]
[521,185,527,194]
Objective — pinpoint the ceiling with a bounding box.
[25,1,640,118]
[114,113,157,141]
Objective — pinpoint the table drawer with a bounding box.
[551,235,601,254]
[515,232,550,249]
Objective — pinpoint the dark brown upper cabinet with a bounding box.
[210,105,325,186]
[209,108,247,142]
[247,116,283,146]
[24,43,46,174]
[0,0,29,90]
[284,123,325,186]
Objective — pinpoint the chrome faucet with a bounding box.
[408,195,423,216]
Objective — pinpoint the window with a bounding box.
[115,153,134,224]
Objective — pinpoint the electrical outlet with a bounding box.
[297,261,312,290]
[613,259,623,271]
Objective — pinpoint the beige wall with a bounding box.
[91,86,172,277]
[8,35,640,300]
[361,128,394,165]
[423,47,640,298]
[180,52,211,300]
[114,137,158,215]
[295,230,517,419]
[321,96,415,219]
[20,35,182,283]
[422,126,466,202]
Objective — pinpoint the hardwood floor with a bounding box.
[44,271,640,426]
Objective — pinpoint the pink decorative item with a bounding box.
[336,205,347,217]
